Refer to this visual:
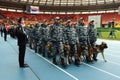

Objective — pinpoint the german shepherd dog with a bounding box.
[92,42,108,62]
[60,43,82,66]
[60,43,70,66]
[76,43,86,64]
[47,42,53,58]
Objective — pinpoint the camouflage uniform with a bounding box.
[31,23,40,53]
[39,23,49,57]
[87,21,97,46]
[26,26,33,49]
[77,23,88,48]
[49,21,64,64]
[63,22,78,64]
[76,20,89,58]
[87,20,97,61]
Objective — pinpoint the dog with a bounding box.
[76,43,86,64]
[92,42,108,62]
[47,42,53,58]
[61,43,82,66]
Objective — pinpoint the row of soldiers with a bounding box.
[26,17,97,66]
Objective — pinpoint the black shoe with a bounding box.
[93,57,98,61]
[43,53,45,57]
[75,59,80,66]
[48,53,52,58]
[53,60,58,65]
[20,64,29,68]
[52,58,58,65]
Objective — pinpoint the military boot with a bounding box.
[75,58,81,66]
[53,57,58,65]
[60,56,67,67]
[93,53,97,61]
[48,52,52,58]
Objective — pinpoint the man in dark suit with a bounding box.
[16,17,28,68]
[0,23,4,37]
[3,24,7,41]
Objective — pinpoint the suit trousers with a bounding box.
[18,45,26,67]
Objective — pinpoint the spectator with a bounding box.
[0,23,4,37]
[3,24,7,41]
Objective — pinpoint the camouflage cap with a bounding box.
[80,17,84,20]
[66,20,71,23]
[17,17,22,23]
[90,20,94,22]
[55,16,60,20]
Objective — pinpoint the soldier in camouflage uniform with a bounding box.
[63,20,79,65]
[49,17,64,65]
[27,25,34,49]
[76,18,88,60]
[87,20,97,46]
[31,23,40,53]
[87,20,97,61]
[39,20,49,57]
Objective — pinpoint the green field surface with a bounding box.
[97,31,120,40]
[97,28,120,32]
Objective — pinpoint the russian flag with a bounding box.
[31,6,39,12]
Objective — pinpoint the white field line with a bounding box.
[107,49,120,53]
[28,47,120,80]
[27,48,79,80]
[98,58,120,66]
[8,39,79,80]
[83,62,120,79]
[106,54,120,58]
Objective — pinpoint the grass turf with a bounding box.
[97,31,120,40]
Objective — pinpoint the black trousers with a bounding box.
[19,45,26,67]
[1,31,3,37]
[4,33,7,41]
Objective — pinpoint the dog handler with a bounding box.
[87,20,97,61]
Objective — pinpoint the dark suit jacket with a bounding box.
[3,27,7,34]
[16,24,27,46]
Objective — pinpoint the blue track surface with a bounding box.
[0,36,120,80]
